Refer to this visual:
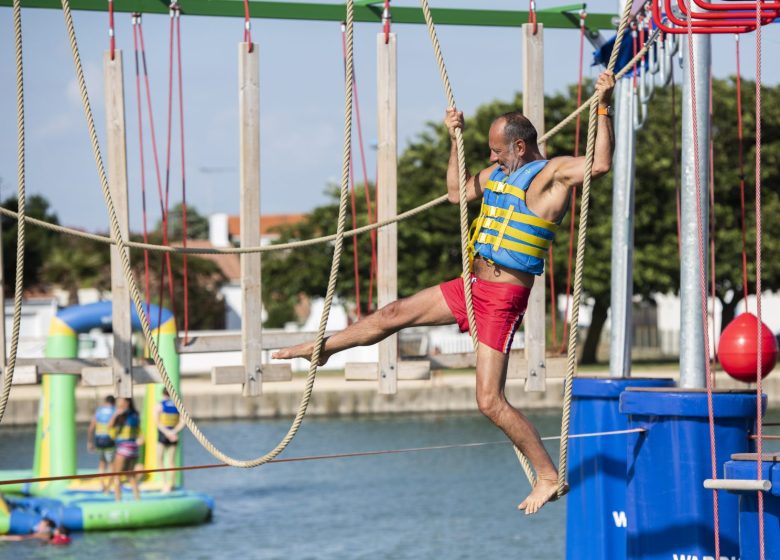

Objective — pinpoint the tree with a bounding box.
[41,236,110,304]
[1,194,62,294]
[156,203,210,240]
[129,236,227,331]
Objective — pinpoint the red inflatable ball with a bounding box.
[718,312,778,383]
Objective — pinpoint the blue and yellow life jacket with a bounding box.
[112,411,140,444]
[159,398,180,429]
[469,160,560,276]
[93,404,115,448]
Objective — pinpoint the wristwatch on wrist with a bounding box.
[597,105,614,118]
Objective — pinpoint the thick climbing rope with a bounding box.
[0,428,647,488]
[686,8,720,557]
[53,0,357,467]
[417,0,543,485]
[556,0,637,498]
[0,0,27,425]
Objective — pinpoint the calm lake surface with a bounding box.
[0,411,568,559]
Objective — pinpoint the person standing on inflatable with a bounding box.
[156,387,184,493]
[87,395,116,492]
[109,397,143,501]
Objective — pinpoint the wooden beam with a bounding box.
[14,357,111,374]
[9,366,39,385]
[211,363,292,385]
[0,1,618,31]
[345,360,431,381]
[104,50,133,398]
[239,42,263,396]
[177,330,337,353]
[377,32,399,395]
[508,355,566,380]
[521,23,547,393]
[81,365,161,386]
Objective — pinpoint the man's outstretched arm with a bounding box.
[552,70,616,186]
[444,108,492,204]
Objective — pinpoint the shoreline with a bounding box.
[2,367,773,426]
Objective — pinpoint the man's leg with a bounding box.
[272,284,456,363]
[474,343,559,515]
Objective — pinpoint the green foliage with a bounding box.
[129,234,227,331]
[1,194,61,294]
[156,202,210,240]
[0,187,225,330]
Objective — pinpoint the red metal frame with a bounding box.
[651,0,775,33]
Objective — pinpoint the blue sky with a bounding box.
[0,2,778,234]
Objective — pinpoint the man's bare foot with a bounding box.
[518,477,567,515]
[271,340,331,366]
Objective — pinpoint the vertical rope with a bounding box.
[686,2,720,555]
[0,0,27,424]
[556,0,635,497]
[754,1,765,557]
[735,34,749,308]
[58,0,357,467]
[175,12,190,343]
[560,7,587,354]
[417,0,540,483]
[132,15,152,316]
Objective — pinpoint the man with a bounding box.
[87,395,116,492]
[156,387,184,493]
[274,70,616,515]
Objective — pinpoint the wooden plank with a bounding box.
[177,330,336,353]
[376,32,399,395]
[428,352,476,370]
[211,363,292,385]
[345,360,431,381]
[507,355,566,380]
[521,23,547,393]
[239,42,263,396]
[104,50,133,398]
[399,360,430,380]
[81,365,161,386]
[9,366,38,385]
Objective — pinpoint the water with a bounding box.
[0,412,566,560]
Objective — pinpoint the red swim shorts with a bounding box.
[439,275,531,353]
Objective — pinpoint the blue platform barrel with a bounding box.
[565,377,675,560]
[620,389,764,560]
[724,453,780,559]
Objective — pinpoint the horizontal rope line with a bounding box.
[0,29,661,260]
[0,427,645,487]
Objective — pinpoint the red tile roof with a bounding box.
[227,214,307,238]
